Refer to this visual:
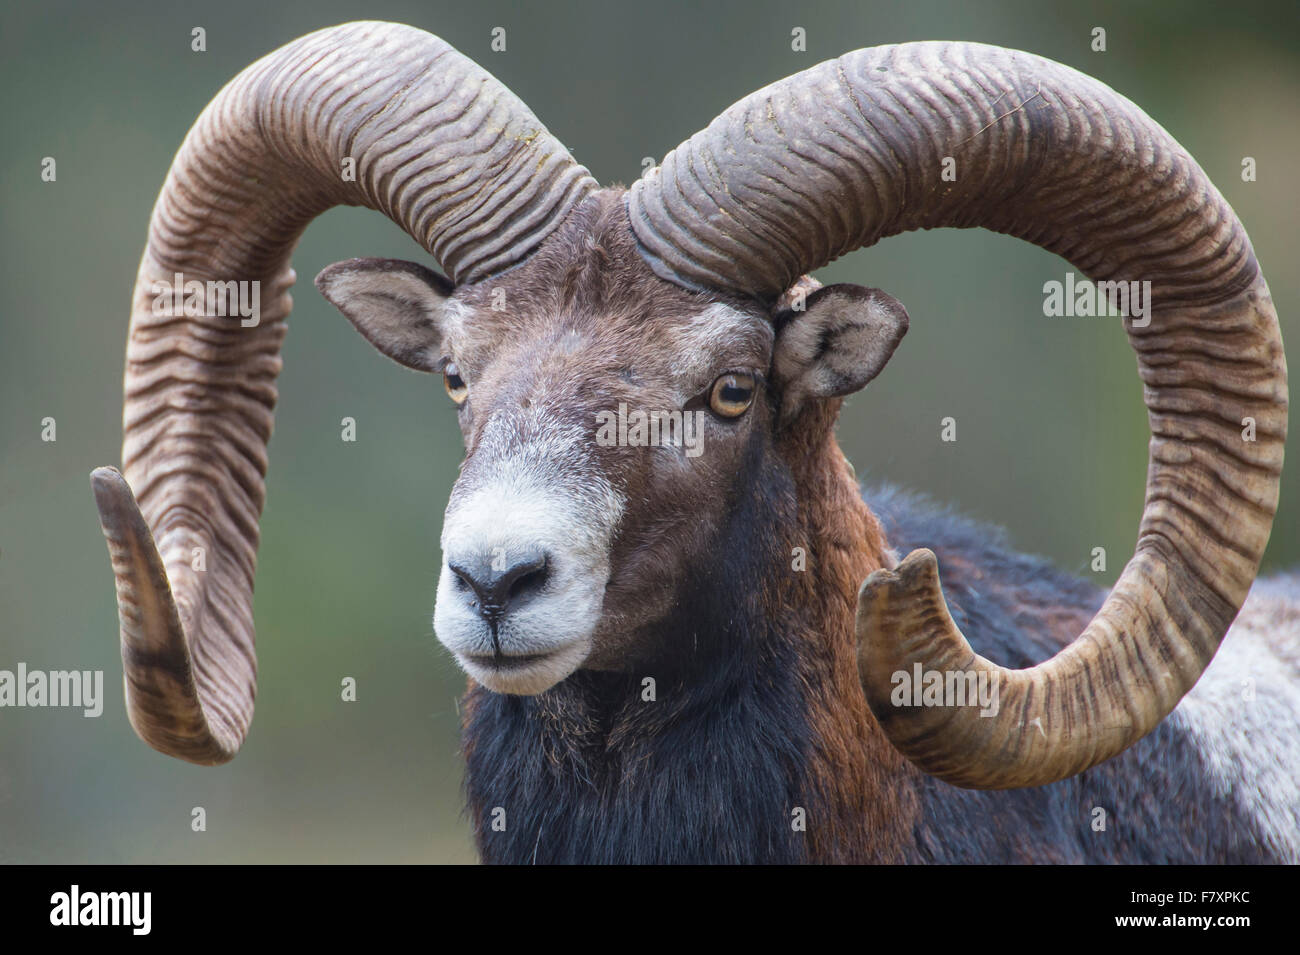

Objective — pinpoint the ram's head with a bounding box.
[312,213,906,694]
[93,22,1285,790]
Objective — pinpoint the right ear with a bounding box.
[314,258,456,372]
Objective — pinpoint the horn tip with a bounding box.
[858,547,940,601]
[90,466,146,535]
[89,464,124,490]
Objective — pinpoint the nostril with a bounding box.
[505,554,548,601]
[493,552,548,607]
[448,562,475,593]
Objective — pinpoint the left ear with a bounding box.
[772,283,909,417]
[315,257,456,373]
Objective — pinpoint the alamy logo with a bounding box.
[1042,272,1152,328]
[594,403,705,458]
[151,272,260,327]
[0,663,103,717]
[890,663,1000,717]
[50,885,151,935]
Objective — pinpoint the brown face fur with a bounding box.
[450,197,779,668]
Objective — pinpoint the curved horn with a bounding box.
[627,43,1287,788]
[91,21,596,764]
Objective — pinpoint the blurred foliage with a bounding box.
[1,0,1295,862]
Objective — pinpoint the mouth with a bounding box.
[464,651,554,671]
[453,637,591,695]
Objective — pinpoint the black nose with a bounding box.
[448,549,550,621]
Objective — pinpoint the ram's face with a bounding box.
[315,210,907,694]
[434,293,780,693]
[315,246,776,693]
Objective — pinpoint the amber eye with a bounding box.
[709,372,756,418]
[444,363,468,405]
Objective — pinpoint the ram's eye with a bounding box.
[709,372,756,418]
[444,363,468,405]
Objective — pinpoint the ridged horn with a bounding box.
[627,42,1287,788]
[91,20,597,764]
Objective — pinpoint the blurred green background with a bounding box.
[1,0,1295,863]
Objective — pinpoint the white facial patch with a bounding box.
[434,401,625,695]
